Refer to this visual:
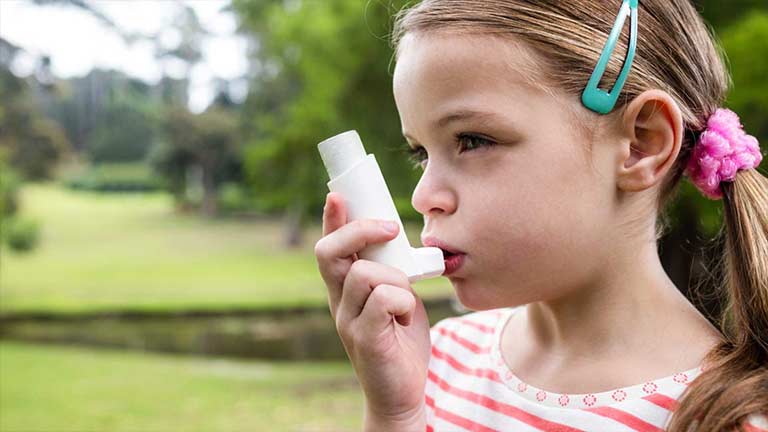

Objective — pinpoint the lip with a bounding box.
[421,236,466,255]
[421,236,467,276]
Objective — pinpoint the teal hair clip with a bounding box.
[581,0,638,115]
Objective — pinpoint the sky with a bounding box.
[0,0,252,112]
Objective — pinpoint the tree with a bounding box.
[695,0,768,29]
[0,68,71,180]
[720,10,768,144]
[154,107,240,217]
[87,98,157,163]
[233,0,416,247]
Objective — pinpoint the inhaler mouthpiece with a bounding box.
[318,130,445,282]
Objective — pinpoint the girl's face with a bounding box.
[393,32,622,311]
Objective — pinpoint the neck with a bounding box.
[522,240,709,362]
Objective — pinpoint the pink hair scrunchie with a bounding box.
[684,108,763,200]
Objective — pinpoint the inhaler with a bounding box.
[318,130,445,283]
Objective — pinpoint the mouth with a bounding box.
[421,236,466,257]
[421,236,467,276]
[441,249,460,259]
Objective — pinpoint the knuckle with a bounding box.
[370,284,390,303]
[336,316,358,345]
[405,290,416,306]
[335,316,348,338]
[348,259,371,281]
[313,237,328,259]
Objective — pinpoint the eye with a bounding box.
[403,133,496,170]
[456,133,496,154]
[405,145,428,170]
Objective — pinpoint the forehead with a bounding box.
[392,31,595,141]
[393,32,550,107]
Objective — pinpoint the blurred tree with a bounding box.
[234,0,415,247]
[720,10,768,145]
[48,69,160,157]
[148,140,194,209]
[87,99,157,163]
[0,147,20,220]
[0,68,71,180]
[156,5,206,71]
[154,107,240,217]
[696,0,768,29]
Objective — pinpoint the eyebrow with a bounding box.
[435,110,500,128]
[402,109,502,142]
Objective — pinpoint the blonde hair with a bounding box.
[390,1,768,430]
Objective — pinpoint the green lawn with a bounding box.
[0,341,364,431]
[0,184,452,314]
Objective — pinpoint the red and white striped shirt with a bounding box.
[425,306,768,432]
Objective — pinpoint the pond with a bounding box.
[0,297,464,360]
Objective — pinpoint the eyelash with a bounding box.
[405,133,496,169]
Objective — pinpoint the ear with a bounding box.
[616,89,684,193]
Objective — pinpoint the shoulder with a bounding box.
[744,413,768,432]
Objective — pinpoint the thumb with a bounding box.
[358,284,416,335]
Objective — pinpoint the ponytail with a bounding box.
[667,169,768,431]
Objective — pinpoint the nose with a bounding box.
[410,164,457,218]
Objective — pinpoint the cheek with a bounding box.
[464,167,601,302]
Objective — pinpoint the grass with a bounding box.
[0,184,453,314]
[0,341,364,431]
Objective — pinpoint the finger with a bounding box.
[319,217,399,264]
[317,192,356,315]
[322,192,347,237]
[336,260,410,326]
[319,221,400,318]
[356,284,416,335]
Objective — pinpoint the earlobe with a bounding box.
[616,90,684,193]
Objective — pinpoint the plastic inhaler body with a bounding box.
[318,130,445,283]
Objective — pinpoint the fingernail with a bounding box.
[382,221,399,234]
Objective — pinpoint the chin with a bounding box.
[450,278,500,312]
[450,277,530,312]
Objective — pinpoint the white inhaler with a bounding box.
[318,130,445,283]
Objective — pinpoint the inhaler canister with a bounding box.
[318,130,444,282]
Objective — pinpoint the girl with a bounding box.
[314,0,768,430]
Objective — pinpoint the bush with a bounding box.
[219,182,254,213]
[64,163,162,193]
[4,217,40,253]
[0,153,21,218]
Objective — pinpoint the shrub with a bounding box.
[64,163,162,193]
[0,157,21,218]
[4,217,40,253]
[219,182,254,213]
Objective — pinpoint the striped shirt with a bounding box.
[425,306,768,431]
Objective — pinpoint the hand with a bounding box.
[314,192,430,430]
